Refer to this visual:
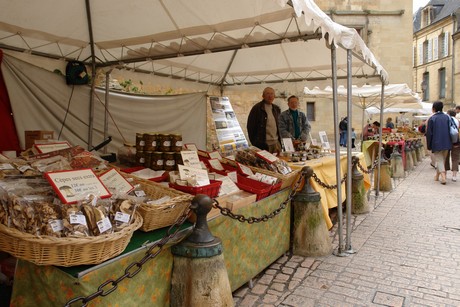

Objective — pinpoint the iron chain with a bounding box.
[64,205,192,307]
[213,172,305,223]
[311,171,347,190]
[357,156,381,174]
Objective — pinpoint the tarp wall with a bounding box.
[2,55,207,152]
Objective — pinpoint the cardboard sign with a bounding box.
[208,158,224,171]
[318,131,330,150]
[236,162,254,177]
[33,141,72,153]
[282,138,295,152]
[98,168,134,195]
[184,143,198,151]
[178,164,210,186]
[255,150,278,163]
[45,169,111,204]
[181,150,202,169]
[208,151,222,160]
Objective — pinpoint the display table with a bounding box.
[10,189,291,307]
[289,152,370,229]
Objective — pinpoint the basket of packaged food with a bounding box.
[222,157,300,190]
[169,180,222,198]
[122,174,193,232]
[0,186,144,267]
[235,174,283,201]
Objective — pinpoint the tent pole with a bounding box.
[345,49,354,253]
[375,82,385,197]
[85,0,97,150]
[331,44,345,256]
[103,71,110,154]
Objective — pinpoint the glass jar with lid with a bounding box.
[170,133,183,152]
[163,152,176,171]
[158,134,171,152]
[136,133,145,151]
[151,152,164,170]
[143,133,158,152]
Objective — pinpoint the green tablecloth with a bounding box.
[10,189,291,307]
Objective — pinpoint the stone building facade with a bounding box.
[413,0,460,108]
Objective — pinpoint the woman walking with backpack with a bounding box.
[426,101,452,184]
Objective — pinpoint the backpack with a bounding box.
[65,60,89,85]
[449,117,459,144]
[339,119,347,131]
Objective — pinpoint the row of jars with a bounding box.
[135,151,183,171]
[136,133,182,152]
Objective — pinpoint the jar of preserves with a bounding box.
[143,133,157,152]
[174,152,183,167]
[135,133,145,151]
[117,143,137,166]
[163,152,176,171]
[144,151,152,169]
[135,150,145,166]
[151,152,164,171]
[158,134,171,152]
[170,133,183,152]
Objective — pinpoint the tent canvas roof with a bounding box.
[0,0,388,86]
[304,83,421,110]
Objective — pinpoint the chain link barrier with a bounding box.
[213,172,305,223]
[64,205,192,307]
[356,155,383,174]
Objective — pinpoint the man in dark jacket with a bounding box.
[247,87,282,153]
[426,101,452,184]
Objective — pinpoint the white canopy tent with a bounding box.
[0,0,390,254]
[0,0,387,87]
[304,83,422,129]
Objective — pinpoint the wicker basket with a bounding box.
[222,158,301,190]
[0,212,143,267]
[124,174,193,232]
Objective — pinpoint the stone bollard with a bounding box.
[390,145,405,178]
[351,156,369,214]
[374,158,393,192]
[292,166,332,257]
[410,141,418,166]
[404,143,414,171]
[415,140,422,162]
[170,194,233,307]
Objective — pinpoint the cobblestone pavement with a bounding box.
[233,157,460,306]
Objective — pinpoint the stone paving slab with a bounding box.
[233,157,460,306]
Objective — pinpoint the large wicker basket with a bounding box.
[0,212,143,267]
[123,174,193,232]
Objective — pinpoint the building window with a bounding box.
[440,32,449,57]
[433,36,439,61]
[422,7,431,27]
[439,68,446,99]
[423,41,429,63]
[418,43,424,65]
[306,102,315,121]
[422,72,430,101]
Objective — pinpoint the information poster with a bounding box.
[210,96,248,154]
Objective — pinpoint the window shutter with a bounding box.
[427,39,433,62]
[418,43,424,65]
[443,31,449,57]
[433,37,438,60]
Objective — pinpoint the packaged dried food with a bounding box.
[109,196,140,232]
[39,199,64,237]
[30,155,72,173]
[80,195,113,236]
[9,195,53,235]
[62,204,90,237]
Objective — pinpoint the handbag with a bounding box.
[449,117,459,144]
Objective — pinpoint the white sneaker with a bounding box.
[453,176,457,182]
